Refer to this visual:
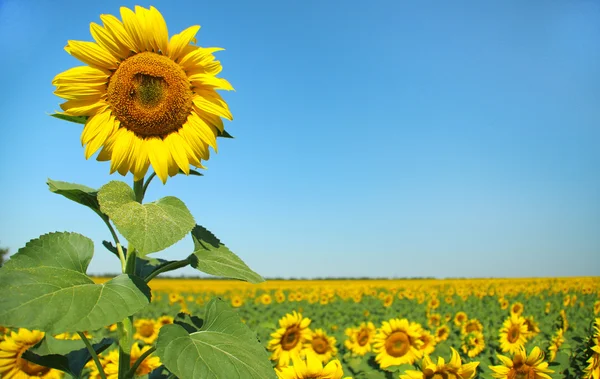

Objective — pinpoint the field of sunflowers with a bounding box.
[1,276,599,378]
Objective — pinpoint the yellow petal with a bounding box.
[193,91,233,120]
[147,138,169,183]
[189,73,234,91]
[60,99,107,116]
[186,111,218,151]
[100,14,136,53]
[65,40,118,70]
[120,6,148,52]
[54,85,105,101]
[85,114,118,159]
[168,25,200,61]
[164,133,190,174]
[148,6,169,54]
[52,66,109,85]
[80,107,111,146]
[90,22,130,60]
[179,46,223,71]
[109,128,134,174]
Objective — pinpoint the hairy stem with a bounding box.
[142,172,157,199]
[145,258,190,282]
[78,332,107,379]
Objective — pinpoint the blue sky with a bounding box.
[0,0,598,278]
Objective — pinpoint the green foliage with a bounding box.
[47,179,102,217]
[156,298,276,379]
[97,181,195,256]
[50,113,88,124]
[0,245,8,267]
[189,225,264,283]
[0,232,151,334]
[22,335,113,378]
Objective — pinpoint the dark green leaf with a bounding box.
[156,298,276,379]
[50,113,88,124]
[0,232,151,334]
[22,335,113,378]
[47,179,101,215]
[218,129,234,138]
[189,225,264,283]
[98,181,195,255]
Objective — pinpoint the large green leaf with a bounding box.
[189,225,264,283]
[47,179,102,216]
[156,298,276,379]
[0,232,151,334]
[97,181,195,255]
[22,335,114,378]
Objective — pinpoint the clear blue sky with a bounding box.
[0,0,598,278]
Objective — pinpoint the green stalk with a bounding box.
[78,332,107,379]
[145,258,190,283]
[133,178,145,203]
[125,346,156,378]
[117,319,133,379]
[142,172,157,199]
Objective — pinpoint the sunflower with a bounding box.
[499,315,528,355]
[382,294,394,308]
[559,309,569,332]
[302,329,337,364]
[103,343,161,379]
[268,311,313,367]
[454,312,468,327]
[230,294,244,308]
[547,328,564,362]
[400,348,479,379]
[428,313,441,327]
[156,315,174,327]
[594,300,600,315]
[52,6,233,183]
[427,297,440,310]
[523,315,540,339]
[461,319,483,336]
[372,318,423,368]
[275,352,350,379]
[461,331,485,358]
[490,346,553,379]
[261,293,273,305]
[499,298,509,310]
[510,302,524,316]
[418,329,436,356]
[344,322,376,356]
[133,318,159,344]
[584,345,600,379]
[435,325,450,343]
[0,328,62,379]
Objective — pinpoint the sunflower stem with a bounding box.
[101,217,127,271]
[78,332,107,379]
[117,318,133,379]
[133,178,145,203]
[144,258,190,283]
[125,346,156,378]
[142,172,157,198]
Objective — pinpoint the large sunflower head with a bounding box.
[133,318,159,344]
[344,321,376,356]
[461,331,485,358]
[53,6,233,183]
[490,346,554,379]
[275,352,349,379]
[0,328,62,379]
[268,311,313,367]
[302,328,338,364]
[372,318,423,368]
[499,315,528,355]
[400,348,479,379]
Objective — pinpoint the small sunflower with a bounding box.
[103,343,161,379]
[400,347,479,379]
[427,297,440,310]
[435,325,450,342]
[344,322,376,356]
[261,293,273,305]
[461,319,483,336]
[156,315,174,328]
[523,315,540,339]
[52,6,233,183]
[275,352,350,379]
[547,328,564,362]
[510,302,524,316]
[302,328,338,364]
[427,313,442,328]
[594,300,600,315]
[268,311,312,367]
[372,318,423,368]
[461,331,485,358]
[418,329,437,356]
[0,328,62,379]
[559,309,569,332]
[382,294,394,308]
[454,312,468,327]
[490,346,553,379]
[133,318,159,344]
[230,294,244,308]
[499,315,528,355]
[499,298,509,310]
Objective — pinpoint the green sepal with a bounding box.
[189,225,264,283]
[47,179,102,216]
[155,299,276,379]
[218,129,234,138]
[97,181,195,256]
[22,335,114,378]
[0,232,151,334]
[177,168,204,177]
[50,113,88,124]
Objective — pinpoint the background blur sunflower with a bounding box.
[302,328,338,364]
[499,314,528,354]
[0,328,62,379]
[372,318,423,368]
[344,322,376,356]
[52,6,233,183]
[268,311,312,367]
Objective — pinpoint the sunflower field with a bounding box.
[2,276,598,378]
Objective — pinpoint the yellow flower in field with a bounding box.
[584,345,600,379]
[134,318,159,344]
[499,315,528,355]
[54,331,92,340]
[382,294,394,308]
[344,322,376,356]
[373,318,423,368]
[303,329,337,364]
[444,296,454,305]
[490,346,553,379]
[523,315,540,339]
[435,325,450,342]
[268,311,312,367]
[0,329,63,379]
[275,352,349,379]
[510,302,524,316]
[168,292,183,304]
[559,309,569,332]
[461,331,485,358]
[276,291,286,303]
[594,300,600,315]
[400,348,479,379]
[103,343,161,379]
[461,319,483,336]
[418,329,436,356]
[454,312,468,326]
[156,315,174,327]
[428,297,440,310]
[563,295,571,307]
[428,313,441,327]
[231,294,244,308]
[547,328,564,362]
[545,302,551,314]
[52,6,233,183]
[261,293,273,305]
[499,297,509,310]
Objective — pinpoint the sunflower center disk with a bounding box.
[281,327,300,350]
[385,331,410,357]
[507,326,520,343]
[311,337,329,354]
[357,329,370,346]
[108,52,193,138]
[140,323,155,337]
[17,347,50,376]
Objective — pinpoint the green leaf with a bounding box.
[47,179,102,215]
[50,113,88,124]
[22,335,113,378]
[177,168,204,177]
[156,298,276,379]
[218,129,234,138]
[97,181,195,255]
[189,225,264,284]
[0,232,151,334]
